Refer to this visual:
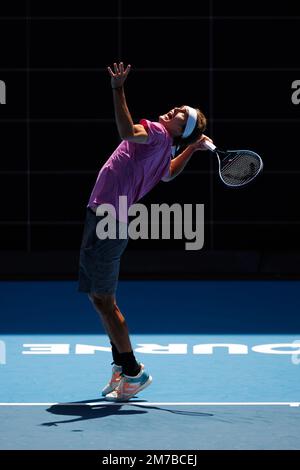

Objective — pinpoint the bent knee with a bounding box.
[88,292,115,313]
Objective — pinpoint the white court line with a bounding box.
[0,402,299,407]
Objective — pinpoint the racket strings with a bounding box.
[221,152,261,185]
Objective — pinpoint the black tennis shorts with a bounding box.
[78,208,129,295]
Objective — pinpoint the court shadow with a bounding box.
[40,398,147,427]
[41,398,213,427]
[133,404,213,418]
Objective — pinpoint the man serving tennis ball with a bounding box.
[78,62,211,401]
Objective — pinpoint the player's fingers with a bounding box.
[107,67,115,77]
[114,62,119,74]
[124,64,131,77]
[119,62,124,74]
[202,134,213,143]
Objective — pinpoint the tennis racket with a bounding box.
[203,140,263,187]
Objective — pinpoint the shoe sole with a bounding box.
[102,383,120,397]
[105,375,153,402]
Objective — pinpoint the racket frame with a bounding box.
[203,140,263,188]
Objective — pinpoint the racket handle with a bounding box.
[203,140,216,151]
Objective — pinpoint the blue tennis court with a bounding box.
[1,280,300,450]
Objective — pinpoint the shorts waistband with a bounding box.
[87,206,97,214]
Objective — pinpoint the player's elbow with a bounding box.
[161,175,172,182]
[161,169,174,182]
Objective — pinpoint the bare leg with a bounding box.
[88,293,132,353]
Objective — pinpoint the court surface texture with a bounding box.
[1,280,300,450]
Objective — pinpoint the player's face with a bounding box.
[159,105,189,137]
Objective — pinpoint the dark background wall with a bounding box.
[0,0,300,278]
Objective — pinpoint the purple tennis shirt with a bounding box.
[88,120,172,221]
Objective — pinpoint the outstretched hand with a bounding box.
[107,62,131,89]
[190,134,214,152]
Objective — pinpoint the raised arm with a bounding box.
[107,62,148,143]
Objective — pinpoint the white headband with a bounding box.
[182,106,198,139]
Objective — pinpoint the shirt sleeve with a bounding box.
[139,119,168,147]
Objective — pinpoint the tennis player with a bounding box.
[78,62,211,401]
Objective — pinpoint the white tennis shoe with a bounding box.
[105,363,152,402]
[101,363,123,396]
